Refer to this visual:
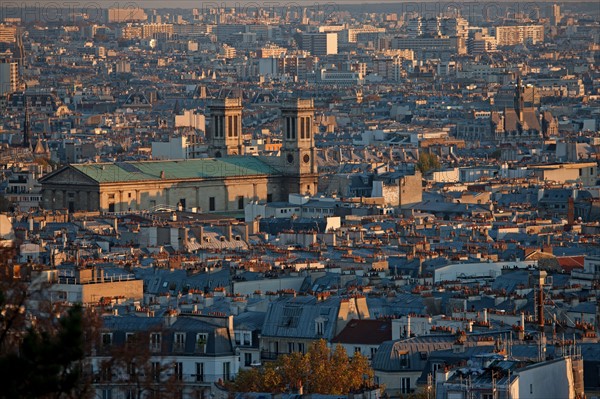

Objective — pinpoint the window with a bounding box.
[174,332,186,351]
[151,361,161,382]
[102,389,112,399]
[235,332,241,345]
[530,384,533,394]
[228,115,233,137]
[267,193,273,203]
[238,196,244,210]
[179,198,186,209]
[291,117,296,139]
[300,117,305,139]
[315,320,324,336]
[400,377,411,394]
[244,353,252,367]
[196,333,208,353]
[354,347,361,354]
[243,332,251,346]
[126,333,135,345]
[288,342,295,353]
[400,353,409,368]
[195,362,204,382]
[233,115,239,137]
[209,197,215,211]
[298,343,305,353]
[101,333,112,347]
[370,347,377,358]
[305,117,311,139]
[150,332,161,351]
[174,362,183,381]
[223,362,231,381]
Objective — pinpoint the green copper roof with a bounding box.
[71,157,279,183]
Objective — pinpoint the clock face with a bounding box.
[303,154,310,163]
[287,154,294,164]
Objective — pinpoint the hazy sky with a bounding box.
[8,0,588,7]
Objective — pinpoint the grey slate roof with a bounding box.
[261,296,341,340]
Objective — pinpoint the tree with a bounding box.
[416,152,440,174]
[0,304,86,399]
[228,340,375,395]
[0,246,92,399]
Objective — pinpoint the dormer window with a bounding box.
[196,333,208,353]
[150,332,161,352]
[174,332,186,352]
[315,318,325,336]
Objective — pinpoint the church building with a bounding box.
[39,98,319,214]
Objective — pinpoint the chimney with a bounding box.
[192,226,204,245]
[567,197,575,225]
[113,218,118,234]
[251,219,260,235]
[483,308,488,324]
[406,315,411,338]
[164,309,179,327]
[244,223,249,242]
[536,269,547,329]
[179,228,189,250]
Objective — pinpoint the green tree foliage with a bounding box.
[228,340,375,395]
[0,247,89,399]
[0,304,86,399]
[416,152,440,174]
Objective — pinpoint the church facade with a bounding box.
[39,99,319,214]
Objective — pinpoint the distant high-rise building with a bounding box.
[495,25,544,46]
[0,24,16,43]
[300,32,338,56]
[468,30,497,54]
[106,8,148,23]
[406,17,422,38]
[550,4,561,26]
[0,60,18,96]
[141,23,174,39]
[423,17,442,37]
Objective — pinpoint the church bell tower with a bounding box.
[280,99,318,195]
[207,97,243,157]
